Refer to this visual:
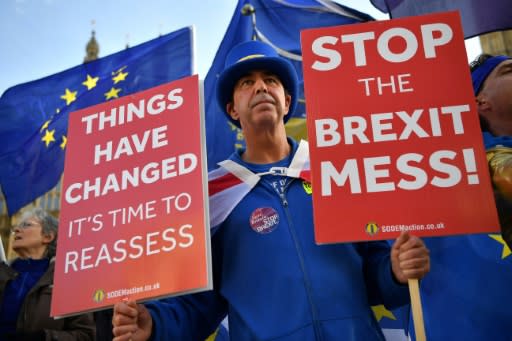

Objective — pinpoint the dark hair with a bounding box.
[470,53,495,73]
[470,54,495,132]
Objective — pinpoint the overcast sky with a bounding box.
[0,0,481,95]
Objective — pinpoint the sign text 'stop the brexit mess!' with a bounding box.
[301,12,499,243]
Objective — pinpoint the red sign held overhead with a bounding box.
[301,11,500,243]
[51,75,211,317]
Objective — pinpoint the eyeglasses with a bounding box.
[11,220,41,232]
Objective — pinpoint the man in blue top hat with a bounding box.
[112,40,430,341]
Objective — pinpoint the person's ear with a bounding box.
[42,232,55,245]
[283,93,292,116]
[476,95,491,112]
[226,102,240,122]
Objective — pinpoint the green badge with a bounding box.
[302,181,312,194]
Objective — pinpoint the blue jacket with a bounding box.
[146,139,409,341]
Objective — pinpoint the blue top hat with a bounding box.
[216,40,299,128]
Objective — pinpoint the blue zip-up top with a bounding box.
[146,138,409,341]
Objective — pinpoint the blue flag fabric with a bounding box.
[369,0,512,38]
[374,235,512,341]
[375,304,410,341]
[0,27,193,215]
[409,235,512,341]
[203,0,373,171]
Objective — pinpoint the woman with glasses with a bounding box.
[0,208,95,341]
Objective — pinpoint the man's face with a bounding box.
[478,59,512,136]
[227,70,291,130]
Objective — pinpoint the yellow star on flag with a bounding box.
[489,234,511,259]
[371,305,396,322]
[60,135,67,150]
[205,329,219,341]
[82,74,99,90]
[112,71,128,84]
[104,87,121,100]
[60,88,77,105]
[40,120,50,132]
[41,129,56,147]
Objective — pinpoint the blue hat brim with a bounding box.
[216,56,298,128]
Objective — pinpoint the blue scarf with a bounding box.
[483,131,512,149]
[0,258,49,335]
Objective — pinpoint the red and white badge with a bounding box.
[249,207,280,234]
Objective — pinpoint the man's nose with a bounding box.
[254,78,268,93]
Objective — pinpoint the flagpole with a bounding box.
[0,238,6,263]
[408,278,426,341]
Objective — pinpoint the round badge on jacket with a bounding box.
[250,207,280,234]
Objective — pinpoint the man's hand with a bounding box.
[391,231,430,284]
[112,300,153,341]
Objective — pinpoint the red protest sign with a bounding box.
[301,11,500,243]
[51,75,211,317]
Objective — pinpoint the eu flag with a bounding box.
[204,0,374,170]
[410,235,512,341]
[369,0,512,38]
[0,26,193,215]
